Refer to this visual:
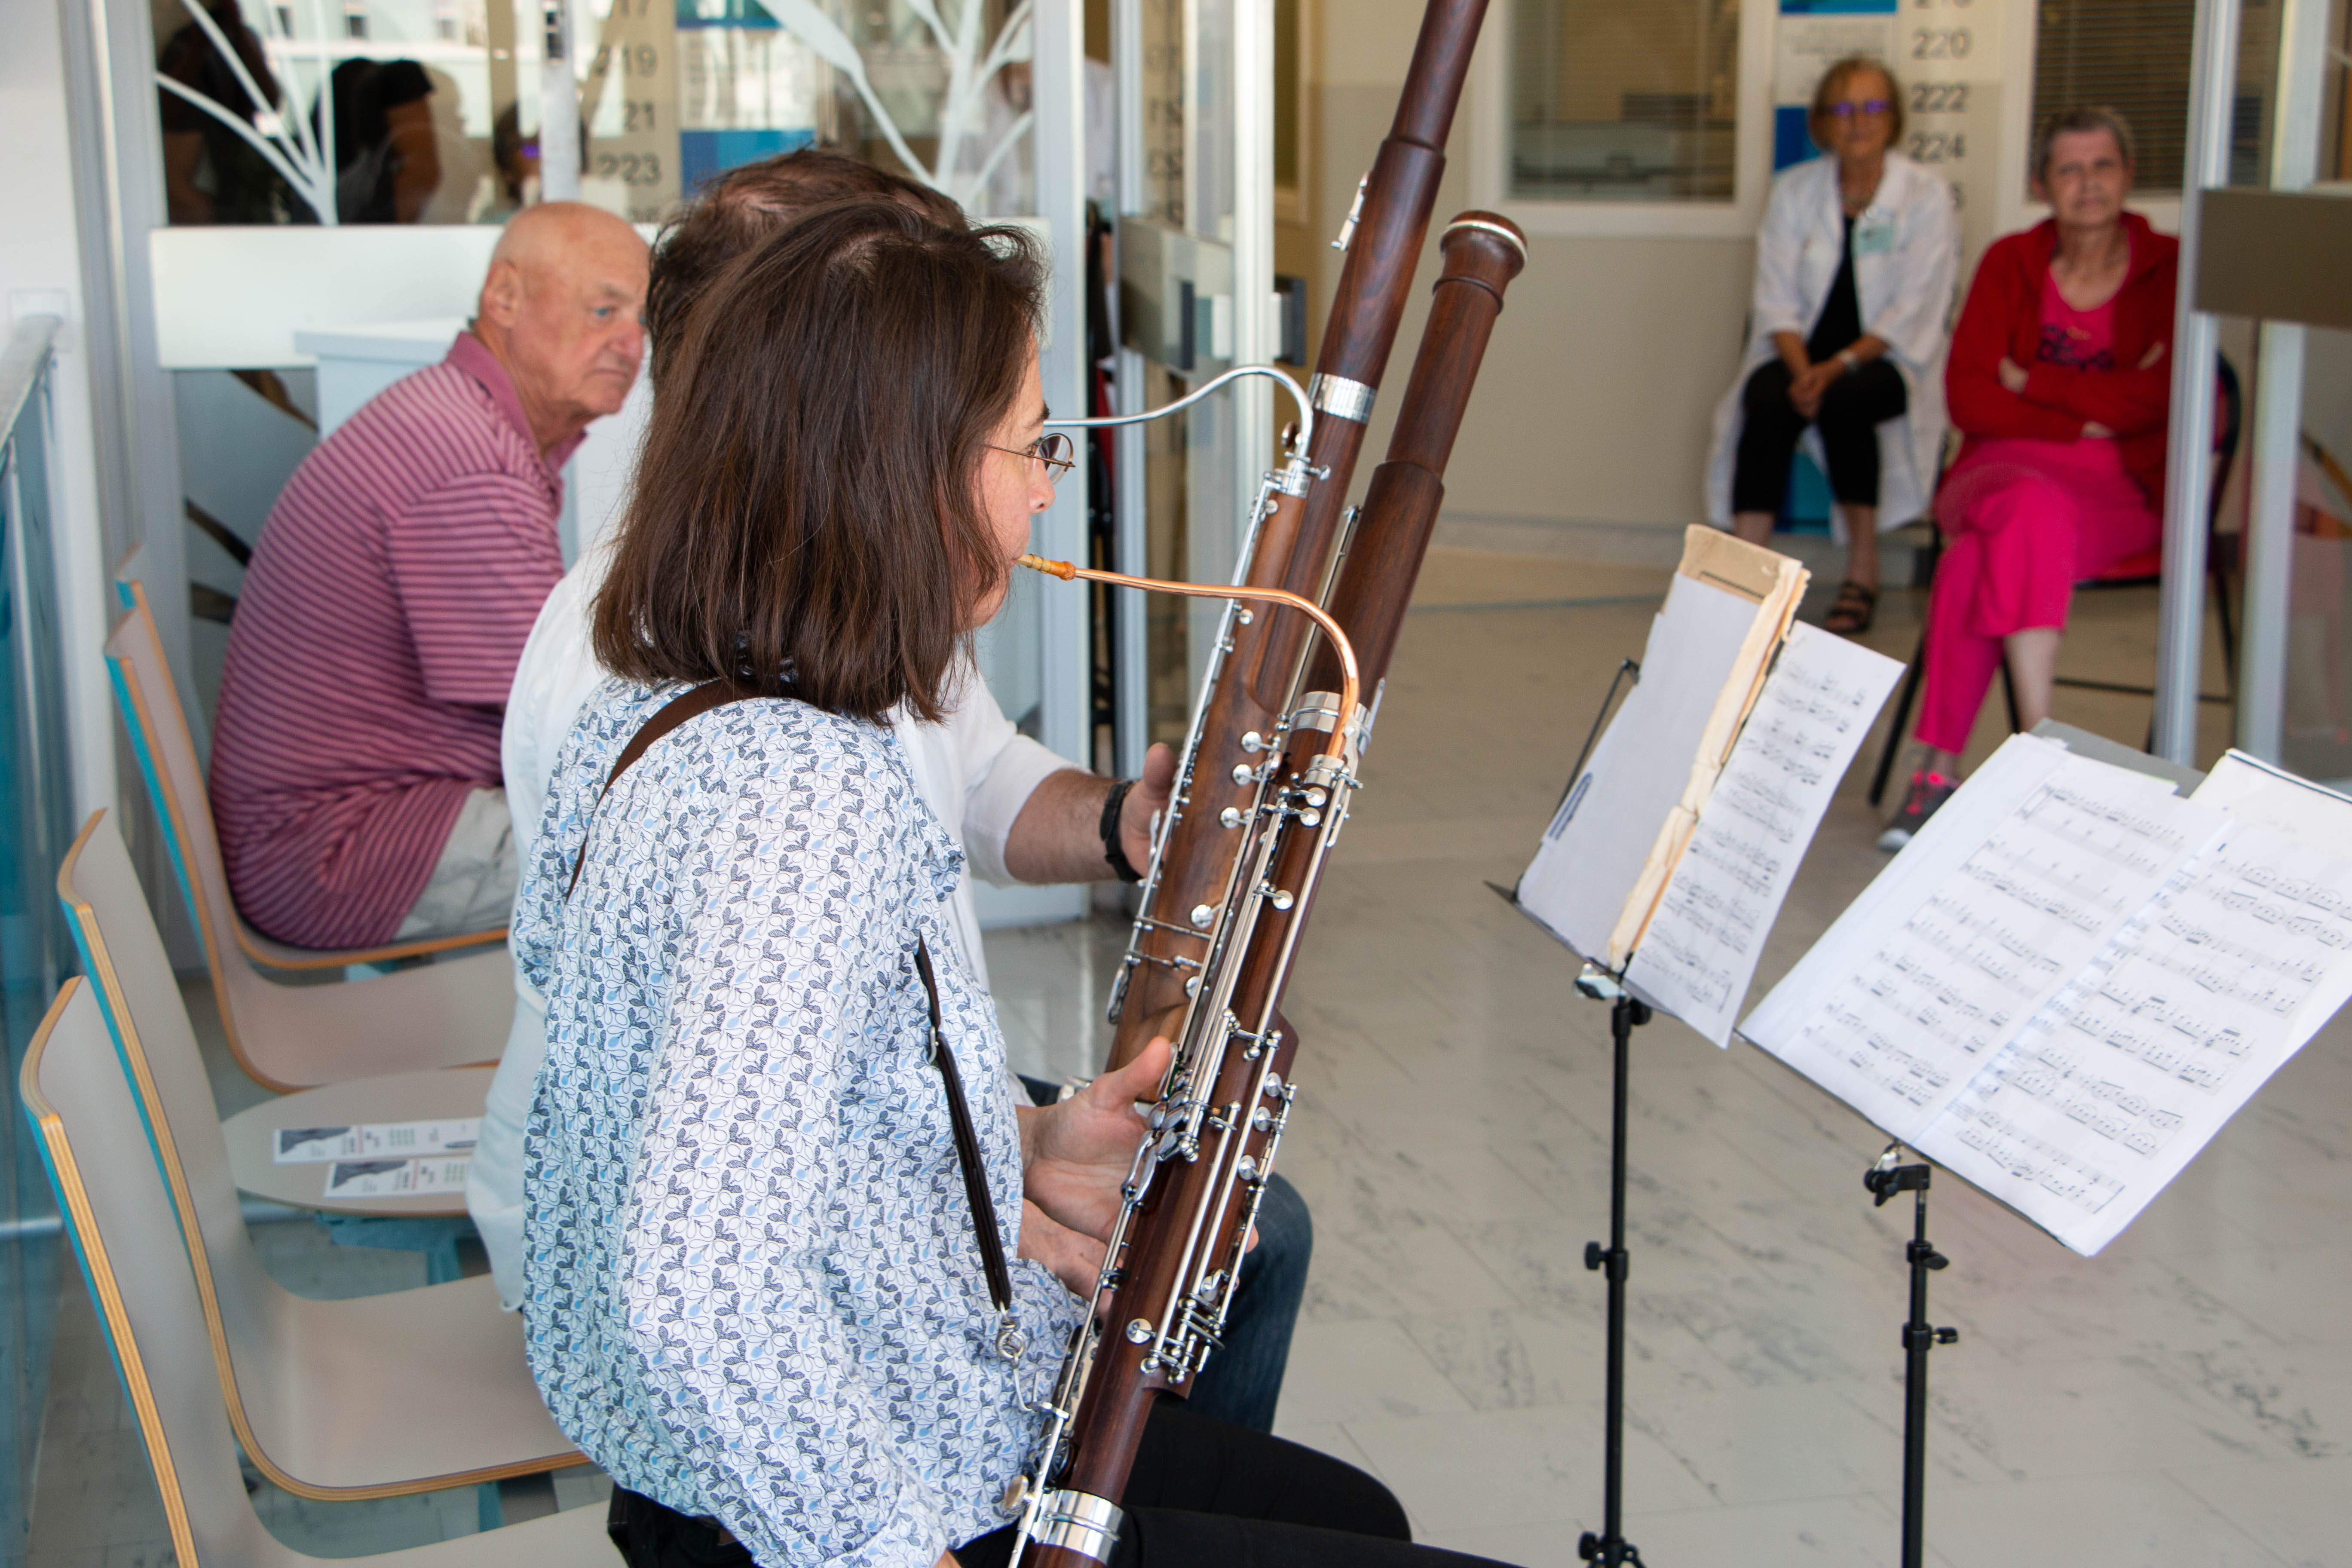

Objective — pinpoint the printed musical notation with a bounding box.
[1626,624,1902,1046]
[1916,818,2352,1253]
[1760,755,2220,1141]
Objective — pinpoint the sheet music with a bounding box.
[1518,573,1761,962]
[1626,623,1901,1045]
[1919,819,2352,1254]
[1750,753,2225,1139]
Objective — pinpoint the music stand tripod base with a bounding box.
[1573,964,1647,1568]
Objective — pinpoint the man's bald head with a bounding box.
[474,201,649,456]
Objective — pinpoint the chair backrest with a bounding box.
[55,811,294,1462]
[103,582,278,1056]
[2210,353,2244,530]
[22,980,282,1568]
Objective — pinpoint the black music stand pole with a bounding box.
[1863,1144,1957,1568]
[1574,966,1648,1568]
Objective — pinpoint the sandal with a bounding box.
[1822,580,1877,636]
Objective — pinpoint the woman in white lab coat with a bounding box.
[1705,56,1959,633]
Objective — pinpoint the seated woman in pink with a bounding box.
[1882,107,2178,846]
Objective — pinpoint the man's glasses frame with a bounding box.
[989,432,1076,480]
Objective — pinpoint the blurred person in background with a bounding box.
[1707,55,1959,636]
[1881,107,2178,847]
[158,0,292,224]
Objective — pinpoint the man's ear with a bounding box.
[478,259,524,328]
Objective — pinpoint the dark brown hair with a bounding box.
[646,147,966,384]
[593,202,1044,725]
[1810,55,1905,150]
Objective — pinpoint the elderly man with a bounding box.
[210,202,647,950]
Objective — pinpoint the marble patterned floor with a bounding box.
[985,553,2345,1568]
[27,550,2343,1568]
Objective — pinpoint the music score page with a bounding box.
[1921,817,2352,1253]
[1626,623,1901,1046]
[1743,737,2226,1141]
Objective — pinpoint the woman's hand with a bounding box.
[2082,420,2115,438]
[1016,1038,1172,1286]
[2138,340,2167,371]
[1788,360,1842,418]
[1997,356,2029,394]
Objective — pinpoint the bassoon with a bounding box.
[1102,0,1491,1073]
[1012,212,1528,1567]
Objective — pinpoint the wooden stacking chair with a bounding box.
[22,980,613,1565]
[104,580,512,1088]
[55,813,579,1500]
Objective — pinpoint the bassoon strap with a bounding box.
[566,679,1016,1320]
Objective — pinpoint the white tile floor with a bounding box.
[28,550,2345,1568]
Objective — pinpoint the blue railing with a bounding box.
[0,314,73,1568]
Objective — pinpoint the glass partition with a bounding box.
[0,327,71,1568]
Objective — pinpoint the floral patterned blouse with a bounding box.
[514,678,1082,1567]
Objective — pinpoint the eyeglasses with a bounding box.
[989,432,1076,480]
[1827,99,1893,119]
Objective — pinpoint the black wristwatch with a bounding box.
[1100,778,1143,883]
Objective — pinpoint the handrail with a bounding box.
[1,315,61,442]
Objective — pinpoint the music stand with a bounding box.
[1488,657,1651,1567]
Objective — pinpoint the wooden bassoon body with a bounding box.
[1104,0,1492,1073]
[1013,209,1528,1568]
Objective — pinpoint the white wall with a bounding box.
[1309,0,2057,561]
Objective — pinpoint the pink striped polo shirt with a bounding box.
[209,332,579,949]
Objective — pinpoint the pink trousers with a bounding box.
[1916,439,2162,754]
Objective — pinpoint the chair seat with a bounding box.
[238,944,517,1090]
[250,1271,577,1494]
[221,1066,494,1216]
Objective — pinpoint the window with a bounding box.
[2031,0,2281,192]
[1508,0,1740,201]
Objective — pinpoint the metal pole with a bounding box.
[2151,0,2240,763]
[1112,0,1150,783]
[2236,0,2333,760]
[1901,1184,1933,1568]
[1578,989,1646,1568]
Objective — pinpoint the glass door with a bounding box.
[1110,0,1275,778]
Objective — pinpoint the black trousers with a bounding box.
[607,1402,1516,1568]
[1729,356,1908,515]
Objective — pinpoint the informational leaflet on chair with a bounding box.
[275,1118,480,1164]
[1625,622,1902,1046]
[1745,735,2352,1255]
[324,1156,472,1199]
[1746,739,2223,1137]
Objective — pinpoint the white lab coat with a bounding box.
[1705,152,1960,536]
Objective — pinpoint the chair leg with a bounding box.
[2213,561,2238,695]
[2002,658,2022,734]
[1869,624,1930,807]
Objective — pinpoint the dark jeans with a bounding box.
[1730,356,1908,515]
[1017,1076,1310,1433]
[609,1403,1517,1568]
